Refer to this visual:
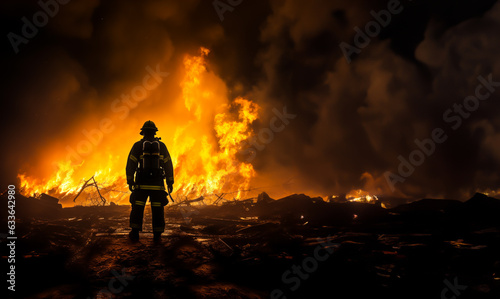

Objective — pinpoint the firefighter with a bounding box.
[126,120,174,242]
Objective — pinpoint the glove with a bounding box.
[167,184,173,194]
[161,191,169,206]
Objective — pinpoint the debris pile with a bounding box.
[1,192,63,218]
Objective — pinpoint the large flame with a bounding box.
[171,48,259,199]
[18,47,259,206]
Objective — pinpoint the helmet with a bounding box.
[140,120,158,135]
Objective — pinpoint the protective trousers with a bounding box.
[129,189,167,233]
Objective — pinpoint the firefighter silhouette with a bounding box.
[126,120,174,242]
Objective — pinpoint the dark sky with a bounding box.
[2,0,500,200]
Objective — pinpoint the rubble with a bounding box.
[2,191,499,298]
[1,192,63,219]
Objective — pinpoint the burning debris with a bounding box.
[17,48,260,206]
[72,175,106,206]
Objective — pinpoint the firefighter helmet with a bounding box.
[140,120,158,135]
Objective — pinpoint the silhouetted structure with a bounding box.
[126,120,174,242]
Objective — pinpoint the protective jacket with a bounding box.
[126,137,174,190]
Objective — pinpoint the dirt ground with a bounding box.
[2,193,500,298]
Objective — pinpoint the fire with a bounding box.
[169,47,259,200]
[182,47,211,121]
[18,161,80,197]
[326,189,381,205]
[346,189,379,203]
[171,96,259,199]
[18,47,260,206]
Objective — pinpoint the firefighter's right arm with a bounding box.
[126,143,140,187]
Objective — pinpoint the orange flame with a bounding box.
[346,189,378,203]
[18,47,260,206]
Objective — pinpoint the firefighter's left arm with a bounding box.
[160,142,174,188]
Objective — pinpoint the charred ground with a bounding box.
[1,192,500,298]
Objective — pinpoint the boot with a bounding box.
[153,232,162,243]
[129,228,139,242]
